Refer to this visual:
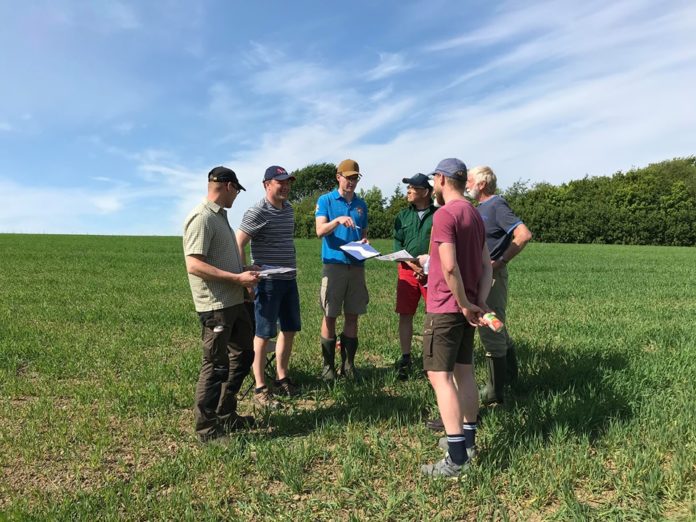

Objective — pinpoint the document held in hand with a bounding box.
[375,249,416,262]
[258,265,297,278]
[339,242,381,261]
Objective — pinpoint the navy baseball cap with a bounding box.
[208,166,246,191]
[429,158,467,181]
[402,173,431,189]
[264,165,295,182]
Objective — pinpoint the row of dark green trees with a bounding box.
[289,157,696,246]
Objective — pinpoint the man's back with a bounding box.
[426,199,485,314]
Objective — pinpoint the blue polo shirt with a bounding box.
[476,195,523,261]
[316,189,368,265]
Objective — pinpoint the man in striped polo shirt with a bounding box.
[183,166,261,442]
[237,166,301,408]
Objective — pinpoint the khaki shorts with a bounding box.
[320,263,369,317]
[422,313,475,372]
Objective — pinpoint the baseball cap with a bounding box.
[263,165,295,182]
[402,173,431,189]
[337,159,361,178]
[208,166,246,191]
[429,158,467,181]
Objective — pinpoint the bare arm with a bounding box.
[493,223,532,268]
[315,215,358,238]
[236,229,252,267]
[438,242,481,323]
[185,254,259,288]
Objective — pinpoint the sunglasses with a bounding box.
[338,173,362,182]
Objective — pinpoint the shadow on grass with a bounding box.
[480,339,633,467]
[244,364,431,439]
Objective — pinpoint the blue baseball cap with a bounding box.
[263,165,295,182]
[429,158,467,181]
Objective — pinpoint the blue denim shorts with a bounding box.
[254,278,302,339]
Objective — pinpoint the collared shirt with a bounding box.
[239,198,296,280]
[476,195,523,260]
[183,198,244,312]
[393,203,437,257]
[315,189,368,264]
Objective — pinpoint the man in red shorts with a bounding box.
[419,158,493,478]
[393,173,436,380]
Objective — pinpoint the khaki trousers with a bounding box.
[479,265,513,358]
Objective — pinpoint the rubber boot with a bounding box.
[320,336,337,382]
[339,333,360,380]
[480,355,506,405]
[506,342,519,383]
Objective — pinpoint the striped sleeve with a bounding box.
[239,206,268,238]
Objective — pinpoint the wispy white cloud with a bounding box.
[1,1,694,235]
[366,53,413,81]
[0,121,12,132]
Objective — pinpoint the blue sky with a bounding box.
[1,0,694,235]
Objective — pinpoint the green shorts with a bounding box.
[422,313,475,372]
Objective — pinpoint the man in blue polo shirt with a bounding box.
[315,159,369,381]
[467,166,532,405]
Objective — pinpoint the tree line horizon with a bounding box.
[288,157,696,247]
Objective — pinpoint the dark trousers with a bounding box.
[194,304,254,437]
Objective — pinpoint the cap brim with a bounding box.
[340,171,360,177]
[274,174,296,181]
[237,182,246,191]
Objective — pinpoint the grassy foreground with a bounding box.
[0,234,695,521]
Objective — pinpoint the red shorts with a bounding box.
[395,262,428,315]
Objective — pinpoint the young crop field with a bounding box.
[0,234,694,520]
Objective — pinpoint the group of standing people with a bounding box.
[182,157,531,478]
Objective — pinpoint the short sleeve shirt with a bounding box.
[239,198,296,280]
[183,199,244,312]
[476,196,523,261]
[393,204,436,257]
[426,199,486,314]
[315,189,368,265]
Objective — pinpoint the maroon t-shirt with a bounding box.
[426,199,485,314]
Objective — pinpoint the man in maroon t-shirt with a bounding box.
[419,158,493,478]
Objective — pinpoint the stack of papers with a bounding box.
[339,242,380,261]
[376,249,416,262]
[258,265,297,278]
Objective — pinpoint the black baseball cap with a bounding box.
[208,166,246,191]
[402,173,431,189]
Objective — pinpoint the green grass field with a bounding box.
[1,234,695,520]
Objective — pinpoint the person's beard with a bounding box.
[466,187,480,200]
[435,190,445,206]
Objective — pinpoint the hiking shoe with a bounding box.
[438,437,478,460]
[396,356,412,381]
[426,416,444,431]
[274,377,299,397]
[421,453,468,478]
[198,426,227,443]
[223,413,256,432]
[253,387,282,409]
